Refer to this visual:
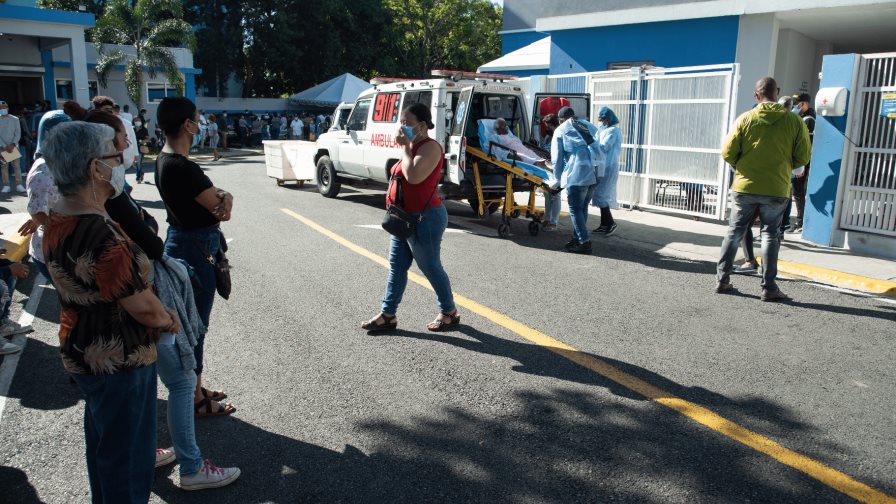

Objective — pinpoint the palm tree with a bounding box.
[93,0,196,109]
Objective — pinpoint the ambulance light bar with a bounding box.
[431,69,518,82]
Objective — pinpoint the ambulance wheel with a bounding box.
[497,223,510,238]
[528,221,540,236]
[316,156,341,198]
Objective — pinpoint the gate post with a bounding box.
[802,53,860,247]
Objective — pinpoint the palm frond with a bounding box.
[146,18,196,52]
[94,50,127,88]
[135,0,183,26]
[142,46,184,93]
[124,60,143,109]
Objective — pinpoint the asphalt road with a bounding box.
[1,154,894,503]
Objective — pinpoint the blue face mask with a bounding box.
[401,125,416,141]
[792,106,800,114]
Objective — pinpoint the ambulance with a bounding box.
[298,71,589,212]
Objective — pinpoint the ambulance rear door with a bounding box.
[445,87,474,185]
[531,93,590,149]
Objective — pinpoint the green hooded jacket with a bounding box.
[722,102,812,199]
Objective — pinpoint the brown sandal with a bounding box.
[194,397,236,418]
[427,311,460,332]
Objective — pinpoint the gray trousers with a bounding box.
[718,192,789,292]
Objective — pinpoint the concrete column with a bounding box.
[41,49,56,109]
[68,35,90,107]
[733,13,779,115]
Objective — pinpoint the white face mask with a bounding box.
[99,160,126,198]
[0,109,8,116]
[134,121,142,127]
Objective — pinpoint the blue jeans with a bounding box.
[543,190,562,225]
[156,341,203,475]
[382,205,455,315]
[164,224,220,375]
[566,184,596,243]
[718,192,789,291]
[72,364,157,504]
[0,268,14,320]
[135,153,144,181]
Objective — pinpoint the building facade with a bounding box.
[494,0,896,114]
[0,0,200,121]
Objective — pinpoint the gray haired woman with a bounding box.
[42,121,179,504]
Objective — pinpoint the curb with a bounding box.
[774,260,896,298]
[1,222,30,263]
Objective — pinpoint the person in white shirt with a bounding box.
[115,108,139,170]
[119,104,134,123]
[198,110,209,147]
[0,100,24,193]
[291,116,303,139]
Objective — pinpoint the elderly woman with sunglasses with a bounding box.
[41,121,180,504]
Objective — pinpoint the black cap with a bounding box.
[793,93,811,103]
[558,106,575,119]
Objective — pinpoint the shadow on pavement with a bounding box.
[0,466,46,504]
[149,365,855,503]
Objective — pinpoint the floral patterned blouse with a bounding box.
[26,158,59,263]
[43,214,159,375]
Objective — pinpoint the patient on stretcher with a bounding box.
[482,118,549,169]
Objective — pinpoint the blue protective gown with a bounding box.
[551,118,598,189]
[592,125,622,208]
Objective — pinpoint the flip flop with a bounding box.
[194,397,236,418]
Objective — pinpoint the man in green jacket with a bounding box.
[717,77,811,302]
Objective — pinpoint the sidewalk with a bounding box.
[535,194,896,298]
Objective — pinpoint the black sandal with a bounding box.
[194,397,236,418]
[427,311,460,332]
[200,387,228,401]
[361,313,397,332]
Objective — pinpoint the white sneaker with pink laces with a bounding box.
[155,448,176,468]
[179,459,241,491]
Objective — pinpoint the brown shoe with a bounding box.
[715,281,733,293]
[760,289,788,302]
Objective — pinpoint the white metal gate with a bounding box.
[839,53,896,237]
[589,64,739,219]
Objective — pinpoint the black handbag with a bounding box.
[164,201,231,300]
[381,172,438,239]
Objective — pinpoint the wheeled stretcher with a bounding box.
[466,119,557,237]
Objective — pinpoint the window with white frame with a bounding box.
[147,82,179,102]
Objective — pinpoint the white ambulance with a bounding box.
[302,71,589,212]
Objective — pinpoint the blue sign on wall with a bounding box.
[881,93,896,118]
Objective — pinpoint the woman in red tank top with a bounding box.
[362,103,459,333]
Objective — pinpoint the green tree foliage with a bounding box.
[239,0,396,98]
[92,0,196,109]
[42,0,503,99]
[384,0,503,78]
[184,0,244,97]
[37,0,106,16]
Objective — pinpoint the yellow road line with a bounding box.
[281,207,895,504]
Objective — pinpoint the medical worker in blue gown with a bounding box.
[592,106,623,236]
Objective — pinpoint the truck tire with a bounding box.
[316,156,341,198]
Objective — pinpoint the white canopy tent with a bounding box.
[478,36,551,74]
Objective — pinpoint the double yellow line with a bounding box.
[281,208,894,504]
